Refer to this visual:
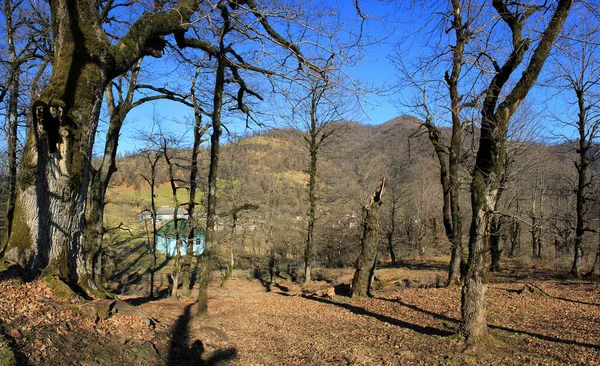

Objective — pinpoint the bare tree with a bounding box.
[181,68,210,297]
[460,0,573,341]
[393,0,482,286]
[351,178,385,298]
[552,14,600,277]
[1,0,320,295]
[138,138,162,299]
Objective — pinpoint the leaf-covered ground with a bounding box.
[0,259,599,365]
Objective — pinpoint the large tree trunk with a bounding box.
[351,179,384,298]
[0,0,207,296]
[3,2,110,292]
[460,0,573,342]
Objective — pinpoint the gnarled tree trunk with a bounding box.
[2,0,200,294]
[351,178,384,298]
[4,2,110,292]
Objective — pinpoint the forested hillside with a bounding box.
[103,114,595,274]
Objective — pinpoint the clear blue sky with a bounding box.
[97,0,405,155]
[97,0,581,156]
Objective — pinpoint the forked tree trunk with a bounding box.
[460,0,572,342]
[351,179,385,298]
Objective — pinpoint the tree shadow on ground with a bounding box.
[301,294,453,337]
[167,304,237,366]
[500,284,600,307]
[256,277,272,292]
[379,259,449,272]
[380,298,600,351]
[124,287,171,306]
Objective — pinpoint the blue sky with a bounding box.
[97,0,406,155]
[95,0,585,156]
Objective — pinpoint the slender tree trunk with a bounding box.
[571,90,588,277]
[387,197,398,264]
[509,219,520,258]
[197,51,225,316]
[585,243,599,277]
[141,152,161,298]
[304,147,317,283]
[84,59,142,295]
[1,0,21,253]
[489,214,502,272]
[351,179,384,298]
[150,173,158,297]
[182,87,206,296]
[163,140,183,299]
[387,233,396,265]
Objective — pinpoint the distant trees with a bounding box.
[0,0,329,297]
[293,74,339,284]
[552,14,600,277]
[283,54,359,283]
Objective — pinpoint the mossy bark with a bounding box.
[460,0,572,342]
[1,0,202,294]
[4,1,110,290]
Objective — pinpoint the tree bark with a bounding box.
[197,44,226,316]
[489,214,502,272]
[182,78,208,296]
[3,1,112,291]
[1,0,203,294]
[460,0,573,342]
[571,90,589,277]
[304,147,317,283]
[351,179,384,298]
[509,218,520,258]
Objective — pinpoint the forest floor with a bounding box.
[0,257,599,365]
